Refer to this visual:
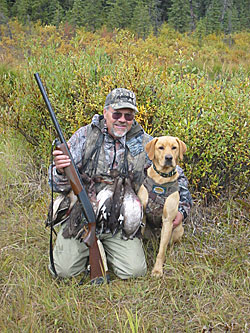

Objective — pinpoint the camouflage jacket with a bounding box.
[49,114,192,223]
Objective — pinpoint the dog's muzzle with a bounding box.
[164,154,173,166]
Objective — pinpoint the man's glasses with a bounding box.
[110,111,134,121]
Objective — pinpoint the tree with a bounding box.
[106,0,136,30]
[0,0,9,16]
[58,0,75,12]
[221,0,241,34]
[68,0,85,27]
[188,0,196,31]
[196,0,210,18]
[50,0,64,27]
[204,0,223,34]
[131,0,152,38]
[168,0,191,33]
[158,0,172,22]
[147,0,162,34]
[235,0,250,31]
[82,0,104,31]
[12,0,28,23]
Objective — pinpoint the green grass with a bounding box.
[0,130,249,332]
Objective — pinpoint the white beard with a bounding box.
[111,127,128,138]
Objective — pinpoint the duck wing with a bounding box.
[96,185,114,225]
[62,201,87,239]
[46,194,71,227]
[108,177,125,234]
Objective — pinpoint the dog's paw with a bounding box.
[151,268,163,277]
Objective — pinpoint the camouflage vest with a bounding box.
[81,117,152,194]
[144,177,179,227]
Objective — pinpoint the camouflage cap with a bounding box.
[104,88,138,112]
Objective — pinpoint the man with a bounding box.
[48,88,192,279]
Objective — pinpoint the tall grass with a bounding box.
[0,129,249,332]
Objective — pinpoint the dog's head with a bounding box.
[145,136,186,170]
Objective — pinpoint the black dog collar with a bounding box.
[153,164,177,178]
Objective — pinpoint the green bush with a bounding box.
[0,26,249,200]
[152,72,249,199]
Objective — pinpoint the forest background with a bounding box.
[0,0,249,332]
[1,0,250,37]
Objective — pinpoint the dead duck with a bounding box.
[46,191,77,227]
[96,170,125,234]
[96,170,143,238]
[120,176,143,240]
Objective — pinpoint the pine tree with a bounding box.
[82,0,104,31]
[30,0,52,23]
[131,0,152,38]
[168,0,191,33]
[205,0,223,34]
[221,1,241,34]
[188,0,198,31]
[235,0,250,31]
[12,0,31,24]
[50,0,64,27]
[196,0,209,18]
[147,0,162,34]
[0,0,9,16]
[68,0,85,27]
[106,0,136,30]
[58,0,75,12]
[159,0,172,22]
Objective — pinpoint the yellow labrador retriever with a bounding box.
[138,136,186,277]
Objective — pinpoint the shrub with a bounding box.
[0,23,249,201]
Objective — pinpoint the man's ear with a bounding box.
[103,108,107,119]
[176,138,187,160]
[145,138,158,160]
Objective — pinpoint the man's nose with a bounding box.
[118,114,127,121]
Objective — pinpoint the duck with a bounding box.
[95,170,143,239]
[46,190,77,227]
[120,177,143,240]
[95,170,125,234]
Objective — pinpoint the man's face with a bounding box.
[104,107,135,138]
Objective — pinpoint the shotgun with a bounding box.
[34,73,105,283]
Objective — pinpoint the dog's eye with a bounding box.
[172,146,177,150]
[158,146,164,150]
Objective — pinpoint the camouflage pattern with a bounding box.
[49,114,151,194]
[177,166,193,220]
[49,114,192,234]
[144,177,179,227]
[104,88,138,112]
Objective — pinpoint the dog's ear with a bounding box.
[145,138,158,160]
[176,138,187,160]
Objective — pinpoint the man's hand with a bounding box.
[172,211,183,229]
[53,143,71,174]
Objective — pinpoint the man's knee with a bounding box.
[49,225,89,278]
[48,261,86,278]
[128,261,147,278]
[114,259,147,279]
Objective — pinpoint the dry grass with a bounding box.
[0,130,249,332]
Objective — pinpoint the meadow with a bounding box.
[0,22,249,332]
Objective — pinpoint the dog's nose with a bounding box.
[165,154,173,161]
[165,155,173,165]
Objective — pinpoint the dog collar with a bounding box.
[153,164,177,178]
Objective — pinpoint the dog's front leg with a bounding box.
[151,193,179,277]
[151,219,173,277]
